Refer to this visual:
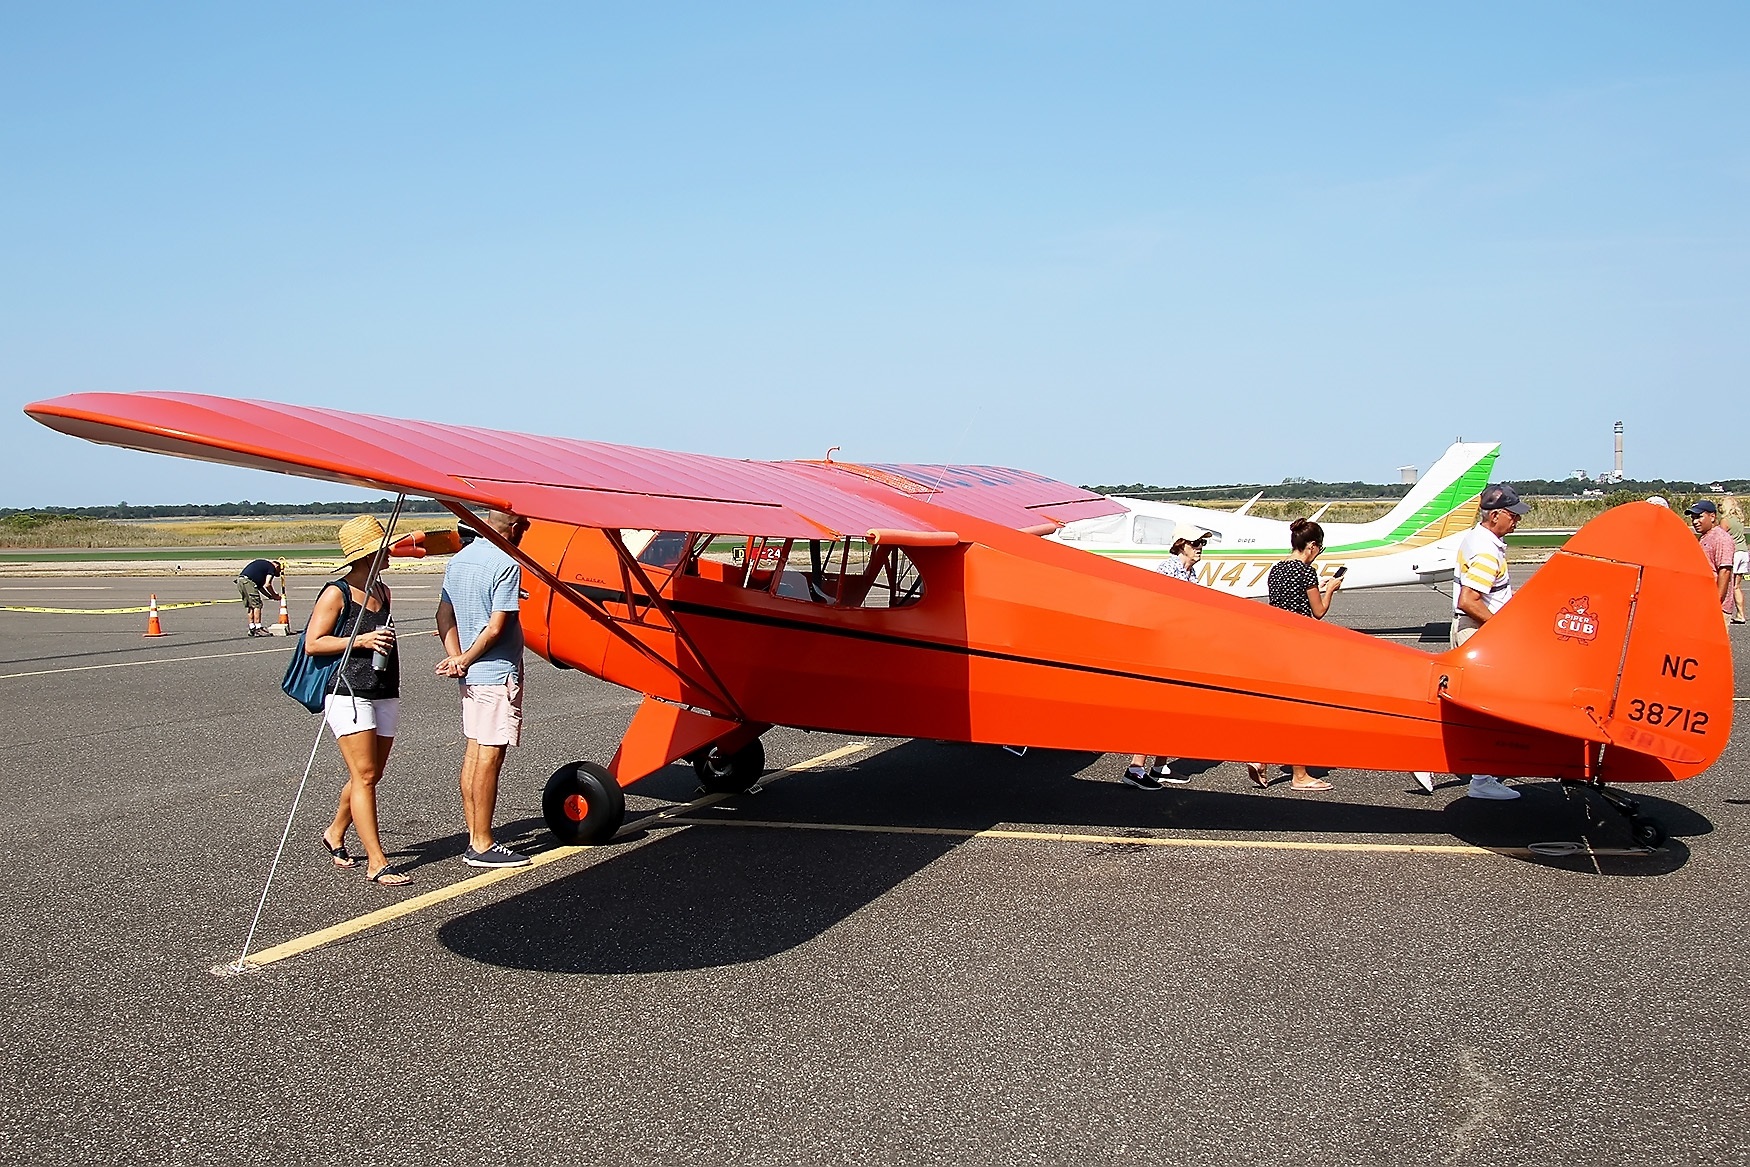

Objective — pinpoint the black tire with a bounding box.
[693,737,766,794]
[1630,818,1666,849]
[543,761,626,845]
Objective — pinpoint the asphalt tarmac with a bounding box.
[1,573,1746,1166]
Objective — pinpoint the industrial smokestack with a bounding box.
[1614,420,1624,481]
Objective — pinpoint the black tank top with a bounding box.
[323,581,400,700]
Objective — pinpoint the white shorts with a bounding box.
[324,694,400,740]
[1735,550,1748,575]
[461,676,522,747]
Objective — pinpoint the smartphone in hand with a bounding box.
[1332,565,1348,579]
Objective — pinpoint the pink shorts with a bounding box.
[461,676,522,747]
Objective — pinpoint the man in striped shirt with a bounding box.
[1452,483,1530,646]
[1414,483,1532,801]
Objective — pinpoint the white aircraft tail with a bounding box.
[1347,441,1500,547]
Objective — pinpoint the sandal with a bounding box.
[1290,778,1333,792]
[1245,763,1271,789]
[366,866,411,886]
[320,833,357,868]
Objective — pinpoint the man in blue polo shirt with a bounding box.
[436,510,534,868]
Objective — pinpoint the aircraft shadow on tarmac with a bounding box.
[436,739,1710,974]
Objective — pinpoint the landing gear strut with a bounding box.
[543,761,627,845]
[1570,777,1666,849]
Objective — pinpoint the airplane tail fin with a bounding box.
[1439,502,1734,781]
[1358,442,1500,547]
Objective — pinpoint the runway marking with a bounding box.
[662,817,1651,859]
[233,741,872,970]
[0,586,111,591]
[0,598,242,614]
[0,645,291,680]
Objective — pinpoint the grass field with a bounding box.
[0,515,454,552]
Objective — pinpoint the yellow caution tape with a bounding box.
[0,598,245,614]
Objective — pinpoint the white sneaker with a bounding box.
[1152,764,1190,785]
[1413,771,1436,794]
[1467,775,1521,801]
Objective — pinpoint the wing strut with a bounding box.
[600,528,748,723]
[443,504,744,719]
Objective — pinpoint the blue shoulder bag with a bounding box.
[280,582,348,713]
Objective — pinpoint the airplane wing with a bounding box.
[25,392,1120,539]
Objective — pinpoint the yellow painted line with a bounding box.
[0,645,292,680]
[234,740,872,970]
[0,598,242,614]
[666,817,1652,860]
[241,845,588,967]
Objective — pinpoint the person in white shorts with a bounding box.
[1721,496,1747,625]
[1413,483,1530,802]
[437,509,535,869]
[311,515,409,886]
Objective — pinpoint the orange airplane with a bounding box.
[26,392,1735,848]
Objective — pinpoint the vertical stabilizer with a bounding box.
[1356,442,1500,546]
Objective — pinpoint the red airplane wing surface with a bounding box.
[24,392,1117,539]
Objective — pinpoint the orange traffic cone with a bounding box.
[272,593,290,636]
[143,594,165,637]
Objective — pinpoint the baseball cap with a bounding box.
[1478,483,1531,516]
[1171,522,1211,546]
[1685,499,1717,517]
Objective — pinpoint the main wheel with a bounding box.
[693,737,766,794]
[1630,818,1666,849]
[543,761,627,845]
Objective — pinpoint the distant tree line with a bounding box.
[1086,476,1749,501]
[0,498,452,522]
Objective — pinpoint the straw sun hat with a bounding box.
[335,514,390,570]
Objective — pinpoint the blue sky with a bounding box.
[3,4,1745,506]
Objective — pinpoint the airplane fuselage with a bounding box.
[511,506,1713,786]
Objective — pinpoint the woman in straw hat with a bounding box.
[308,514,409,885]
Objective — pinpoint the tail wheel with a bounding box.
[693,737,766,794]
[1630,818,1666,849]
[543,761,626,845]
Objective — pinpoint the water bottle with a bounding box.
[371,616,394,672]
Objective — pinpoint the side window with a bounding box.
[703,536,925,609]
[634,530,692,568]
[1133,515,1177,546]
[856,545,925,609]
[795,539,925,609]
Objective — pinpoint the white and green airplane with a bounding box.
[1049,441,1502,598]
